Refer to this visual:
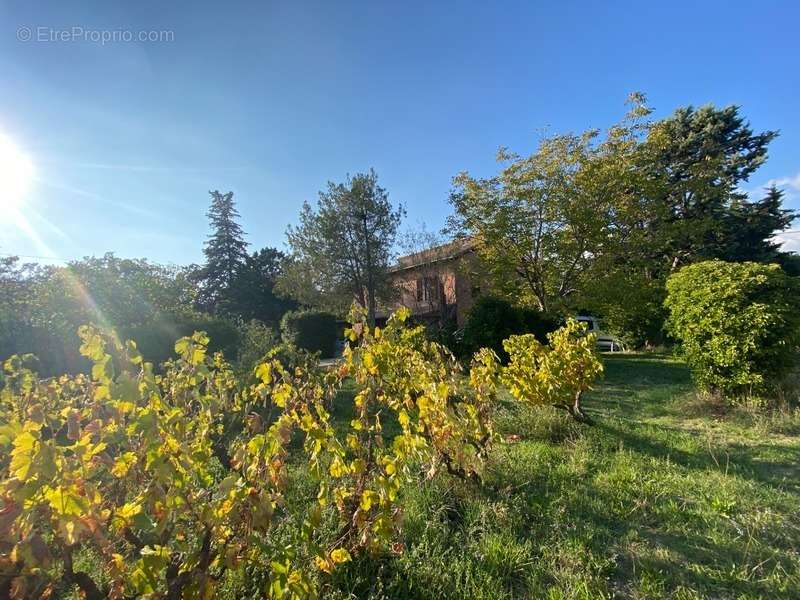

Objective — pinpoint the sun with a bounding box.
[0,132,35,214]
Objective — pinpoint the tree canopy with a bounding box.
[194,190,249,314]
[279,169,404,323]
[450,95,797,345]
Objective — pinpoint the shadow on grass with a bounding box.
[310,355,799,599]
[595,416,800,496]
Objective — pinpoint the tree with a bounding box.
[723,185,795,263]
[280,170,404,324]
[226,247,296,326]
[58,254,195,328]
[448,131,608,313]
[579,101,794,346]
[641,104,780,269]
[195,190,249,314]
[0,256,45,365]
[9,254,206,374]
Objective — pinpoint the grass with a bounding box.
[314,353,800,599]
[64,353,796,599]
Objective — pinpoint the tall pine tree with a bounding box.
[196,190,249,314]
[641,104,779,269]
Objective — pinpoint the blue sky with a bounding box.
[1,0,798,264]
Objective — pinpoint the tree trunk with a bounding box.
[362,211,376,326]
[367,286,376,327]
[567,390,593,424]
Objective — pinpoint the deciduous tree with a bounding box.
[449,131,608,312]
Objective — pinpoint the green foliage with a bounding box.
[0,325,310,599]
[192,192,294,325]
[0,309,504,598]
[280,310,340,358]
[280,170,405,323]
[723,186,795,263]
[226,248,298,325]
[642,105,788,267]
[449,131,604,313]
[4,312,794,598]
[297,306,500,559]
[460,296,558,362]
[235,319,280,379]
[450,96,796,347]
[194,190,250,313]
[0,254,199,376]
[502,318,603,421]
[665,261,800,397]
[580,270,668,348]
[121,313,241,366]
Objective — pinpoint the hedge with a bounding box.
[280,310,340,358]
[460,296,558,362]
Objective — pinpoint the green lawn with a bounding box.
[316,354,800,599]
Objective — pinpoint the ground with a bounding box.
[315,353,800,599]
[65,353,797,599]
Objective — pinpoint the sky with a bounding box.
[0,0,798,265]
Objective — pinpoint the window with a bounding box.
[416,276,439,302]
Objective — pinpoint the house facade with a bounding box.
[384,238,478,327]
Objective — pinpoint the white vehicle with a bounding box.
[576,316,625,352]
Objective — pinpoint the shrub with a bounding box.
[665,260,800,397]
[518,306,561,344]
[424,318,462,356]
[461,296,558,362]
[121,312,241,366]
[579,272,668,348]
[502,318,603,422]
[0,310,500,598]
[235,318,280,377]
[0,326,313,598]
[280,310,339,358]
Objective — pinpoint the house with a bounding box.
[384,237,478,328]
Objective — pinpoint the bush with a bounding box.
[0,312,241,378]
[502,319,603,422]
[235,319,280,378]
[518,306,561,344]
[579,271,668,348]
[665,260,800,397]
[424,318,462,356]
[280,310,339,358]
[461,296,558,362]
[121,312,241,366]
[0,310,499,598]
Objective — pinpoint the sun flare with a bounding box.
[0,132,35,215]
